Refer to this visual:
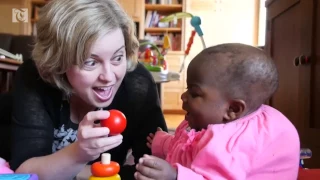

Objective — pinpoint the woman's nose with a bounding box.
[99,63,115,82]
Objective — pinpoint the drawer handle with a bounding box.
[293,55,311,66]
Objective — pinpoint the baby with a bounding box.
[135,43,300,180]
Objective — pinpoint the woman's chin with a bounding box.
[92,99,113,109]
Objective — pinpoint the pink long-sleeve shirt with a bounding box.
[152,105,300,180]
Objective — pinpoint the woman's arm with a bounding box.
[15,143,86,180]
[10,61,87,180]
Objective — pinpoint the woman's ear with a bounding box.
[223,99,246,122]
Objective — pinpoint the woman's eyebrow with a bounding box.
[89,45,125,58]
[114,45,125,54]
[90,54,99,58]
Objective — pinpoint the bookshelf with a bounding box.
[143,1,187,113]
[145,4,183,12]
[145,27,181,33]
[143,0,185,52]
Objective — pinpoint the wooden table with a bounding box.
[151,71,180,106]
[0,58,22,92]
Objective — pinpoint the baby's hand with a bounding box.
[146,127,162,149]
[135,154,177,180]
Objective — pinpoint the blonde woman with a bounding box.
[10,0,167,179]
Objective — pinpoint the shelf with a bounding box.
[145,4,183,12]
[31,0,47,6]
[145,27,181,33]
[0,58,22,65]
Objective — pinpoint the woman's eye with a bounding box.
[84,60,97,66]
[112,55,123,62]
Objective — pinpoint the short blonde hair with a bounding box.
[32,0,139,94]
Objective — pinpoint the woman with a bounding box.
[10,0,167,179]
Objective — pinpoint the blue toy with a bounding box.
[159,12,206,72]
[0,174,38,180]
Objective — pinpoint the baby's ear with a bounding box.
[223,99,246,122]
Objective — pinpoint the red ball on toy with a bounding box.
[100,109,127,135]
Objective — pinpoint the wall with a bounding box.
[0,0,27,35]
[185,0,260,62]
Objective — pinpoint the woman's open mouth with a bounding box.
[93,86,113,102]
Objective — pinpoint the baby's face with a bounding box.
[181,65,229,131]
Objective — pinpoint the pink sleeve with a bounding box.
[151,131,174,159]
[174,127,249,180]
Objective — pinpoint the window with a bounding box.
[258,0,267,46]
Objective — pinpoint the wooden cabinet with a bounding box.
[118,0,143,22]
[161,51,186,112]
[118,0,144,38]
[265,0,320,168]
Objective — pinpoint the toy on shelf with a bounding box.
[159,12,206,72]
[139,37,169,75]
[0,48,23,61]
[100,109,127,136]
[89,153,121,180]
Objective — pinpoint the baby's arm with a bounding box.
[174,128,249,180]
[151,129,174,159]
[149,120,188,159]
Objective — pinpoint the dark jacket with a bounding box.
[9,59,168,179]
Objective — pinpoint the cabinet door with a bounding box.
[118,0,141,22]
[162,53,186,112]
[265,0,320,167]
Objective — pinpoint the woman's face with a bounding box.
[66,28,127,109]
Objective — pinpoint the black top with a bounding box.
[10,59,168,179]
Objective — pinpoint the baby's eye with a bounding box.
[185,87,198,98]
[190,93,199,98]
[186,90,198,98]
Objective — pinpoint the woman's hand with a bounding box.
[135,154,177,180]
[146,127,162,149]
[75,110,123,163]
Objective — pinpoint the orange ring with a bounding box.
[91,161,120,177]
